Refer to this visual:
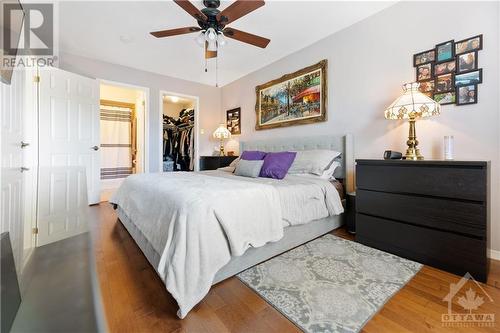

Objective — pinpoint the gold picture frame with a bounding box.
[255,59,327,130]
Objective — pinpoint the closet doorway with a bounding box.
[160,91,199,172]
[99,82,148,201]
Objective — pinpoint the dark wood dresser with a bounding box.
[199,156,238,171]
[355,159,489,282]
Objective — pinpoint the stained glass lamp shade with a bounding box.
[384,82,440,160]
[213,124,231,156]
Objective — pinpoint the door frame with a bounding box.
[98,79,150,173]
[159,91,200,172]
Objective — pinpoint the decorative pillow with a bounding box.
[288,150,341,176]
[259,152,297,180]
[229,158,240,167]
[235,160,264,178]
[293,161,341,180]
[241,150,267,160]
[217,166,235,173]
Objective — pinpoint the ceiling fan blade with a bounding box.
[150,26,201,38]
[223,27,270,48]
[205,42,217,59]
[173,0,207,22]
[217,0,265,25]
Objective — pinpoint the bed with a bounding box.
[111,134,354,318]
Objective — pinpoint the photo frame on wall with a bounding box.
[435,40,455,63]
[412,34,483,106]
[413,49,436,66]
[226,107,241,135]
[457,52,478,73]
[455,35,483,55]
[255,60,327,130]
[456,84,477,105]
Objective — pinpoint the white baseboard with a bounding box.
[488,249,500,261]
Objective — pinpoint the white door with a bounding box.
[37,67,100,246]
[1,69,26,274]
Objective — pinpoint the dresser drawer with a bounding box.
[356,164,486,201]
[356,190,486,238]
[356,214,487,281]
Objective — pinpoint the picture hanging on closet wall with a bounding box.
[226,107,241,135]
[412,34,483,106]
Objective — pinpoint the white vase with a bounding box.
[444,136,454,160]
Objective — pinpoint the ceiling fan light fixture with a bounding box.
[217,33,226,47]
[195,32,206,47]
[207,39,217,51]
[205,28,217,41]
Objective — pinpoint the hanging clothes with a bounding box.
[163,109,195,172]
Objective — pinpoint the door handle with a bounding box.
[91,145,99,151]
[21,141,30,148]
[20,167,30,172]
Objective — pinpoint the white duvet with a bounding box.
[110,170,343,318]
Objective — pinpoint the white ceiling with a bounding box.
[59,1,395,86]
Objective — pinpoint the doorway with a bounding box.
[160,92,199,172]
[99,82,147,201]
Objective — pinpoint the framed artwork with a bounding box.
[434,91,456,105]
[434,60,456,76]
[418,79,435,93]
[413,35,483,106]
[457,51,478,73]
[455,69,482,86]
[413,49,435,66]
[226,107,241,135]
[435,73,454,93]
[436,40,455,62]
[456,84,477,105]
[455,35,482,55]
[255,60,327,130]
[416,63,433,81]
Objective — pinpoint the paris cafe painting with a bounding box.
[255,60,327,130]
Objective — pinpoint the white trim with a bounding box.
[159,90,200,172]
[98,79,150,173]
[488,248,500,261]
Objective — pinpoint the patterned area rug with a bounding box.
[237,234,422,333]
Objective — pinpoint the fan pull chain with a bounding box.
[205,58,207,73]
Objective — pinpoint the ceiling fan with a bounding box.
[150,0,270,60]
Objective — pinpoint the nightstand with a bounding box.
[199,156,238,171]
[355,159,489,282]
[345,192,356,234]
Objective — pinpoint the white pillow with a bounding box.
[294,161,341,180]
[229,157,240,167]
[234,160,264,178]
[217,166,235,173]
[288,150,341,176]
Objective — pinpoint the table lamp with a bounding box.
[212,124,231,156]
[384,82,440,160]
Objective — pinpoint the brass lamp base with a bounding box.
[405,117,424,160]
[219,140,225,156]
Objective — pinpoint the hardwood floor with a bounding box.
[90,203,500,332]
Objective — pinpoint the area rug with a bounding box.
[237,234,422,333]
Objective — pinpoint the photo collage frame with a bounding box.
[414,35,483,106]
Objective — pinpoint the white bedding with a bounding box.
[110,170,343,318]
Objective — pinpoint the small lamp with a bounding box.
[384,82,440,160]
[212,123,231,156]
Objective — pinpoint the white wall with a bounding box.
[59,52,222,172]
[221,1,500,253]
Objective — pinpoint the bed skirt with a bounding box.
[116,205,344,285]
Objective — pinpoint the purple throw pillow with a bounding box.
[241,150,267,160]
[259,152,297,180]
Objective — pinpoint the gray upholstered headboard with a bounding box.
[240,134,355,192]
